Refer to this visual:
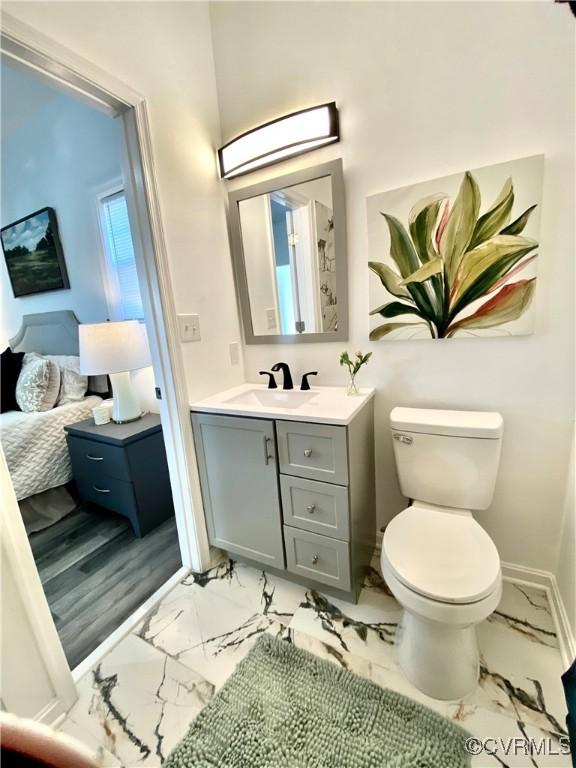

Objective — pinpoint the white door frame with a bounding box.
[0,452,77,722]
[0,12,212,713]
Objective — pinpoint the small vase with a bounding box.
[346,374,360,396]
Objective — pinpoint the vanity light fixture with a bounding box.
[218,102,340,179]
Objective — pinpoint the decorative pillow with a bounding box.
[24,353,87,405]
[59,367,89,405]
[16,357,61,412]
[1,347,25,413]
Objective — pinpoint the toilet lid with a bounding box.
[382,505,501,604]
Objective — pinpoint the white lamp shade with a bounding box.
[79,321,151,375]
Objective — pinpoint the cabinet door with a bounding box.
[192,413,284,568]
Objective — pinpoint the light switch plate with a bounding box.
[266,308,277,330]
[178,314,200,342]
[229,342,240,366]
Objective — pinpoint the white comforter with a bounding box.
[0,397,102,500]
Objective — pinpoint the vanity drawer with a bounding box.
[280,475,349,541]
[284,526,351,591]
[276,421,348,485]
[67,435,131,482]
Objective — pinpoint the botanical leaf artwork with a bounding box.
[367,156,543,340]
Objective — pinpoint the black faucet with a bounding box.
[300,372,318,391]
[259,371,277,389]
[271,362,294,390]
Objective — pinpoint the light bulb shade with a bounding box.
[218,102,340,179]
[79,321,151,376]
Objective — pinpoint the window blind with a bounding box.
[101,192,144,320]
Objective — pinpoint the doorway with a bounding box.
[0,55,183,670]
[0,15,210,718]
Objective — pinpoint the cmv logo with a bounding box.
[465,736,571,758]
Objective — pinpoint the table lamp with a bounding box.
[79,320,151,424]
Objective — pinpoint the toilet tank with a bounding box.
[390,407,503,510]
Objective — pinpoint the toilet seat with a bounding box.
[382,504,500,605]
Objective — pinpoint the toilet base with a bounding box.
[397,609,480,700]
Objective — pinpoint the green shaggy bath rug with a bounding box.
[165,635,471,768]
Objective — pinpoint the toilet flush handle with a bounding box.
[393,433,413,445]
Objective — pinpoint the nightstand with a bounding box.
[64,414,174,537]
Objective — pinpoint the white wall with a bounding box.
[0,62,124,346]
[1,542,56,717]
[288,177,333,209]
[3,1,245,404]
[240,195,278,335]
[557,426,575,636]
[210,1,575,572]
[0,450,75,721]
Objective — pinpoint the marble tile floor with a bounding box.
[57,554,571,768]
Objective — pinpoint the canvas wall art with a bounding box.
[367,155,544,340]
[1,207,69,298]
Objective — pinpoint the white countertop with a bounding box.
[190,383,375,426]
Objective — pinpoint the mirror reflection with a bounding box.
[238,176,338,337]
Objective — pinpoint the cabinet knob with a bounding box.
[311,554,319,565]
[303,448,312,458]
[306,504,316,514]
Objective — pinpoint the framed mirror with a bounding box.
[228,159,348,344]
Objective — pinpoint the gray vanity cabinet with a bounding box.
[191,399,375,603]
[191,413,285,568]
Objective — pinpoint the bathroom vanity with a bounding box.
[191,384,375,602]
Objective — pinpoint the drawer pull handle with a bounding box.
[86,455,103,461]
[303,448,312,458]
[306,504,316,514]
[311,554,319,565]
[93,486,111,493]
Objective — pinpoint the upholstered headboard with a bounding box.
[9,311,81,356]
[9,311,109,394]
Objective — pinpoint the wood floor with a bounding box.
[29,506,181,670]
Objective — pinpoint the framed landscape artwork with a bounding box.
[1,207,70,297]
[367,155,544,340]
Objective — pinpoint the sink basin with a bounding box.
[192,383,375,425]
[225,389,318,410]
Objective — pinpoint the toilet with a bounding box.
[381,406,504,701]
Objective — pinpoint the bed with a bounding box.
[1,311,108,504]
[2,396,102,501]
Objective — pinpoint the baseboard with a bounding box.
[35,699,69,726]
[500,561,555,589]
[71,565,189,683]
[501,561,575,669]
